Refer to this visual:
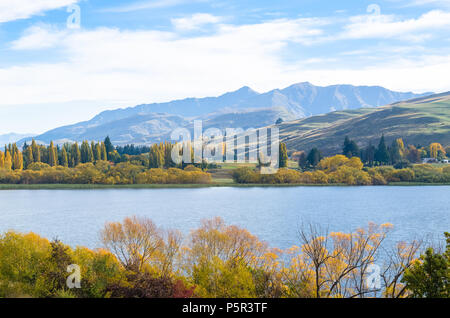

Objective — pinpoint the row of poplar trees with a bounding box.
[0,137,115,170]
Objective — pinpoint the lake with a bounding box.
[0,186,449,250]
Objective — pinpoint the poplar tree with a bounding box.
[101,142,108,161]
[70,143,81,167]
[4,151,12,170]
[31,139,41,163]
[0,151,4,169]
[279,142,288,168]
[94,143,102,162]
[104,136,114,159]
[375,135,390,165]
[60,147,69,167]
[24,145,33,169]
[48,141,58,167]
[149,144,164,168]
[13,150,23,170]
[80,141,93,163]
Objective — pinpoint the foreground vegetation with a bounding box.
[0,216,448,298]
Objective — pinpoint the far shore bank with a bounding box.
[0,182,449,190]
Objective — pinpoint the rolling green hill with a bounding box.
[277,92,450,155]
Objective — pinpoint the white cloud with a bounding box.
[172,13,223,31]
[11,24,68,50]
[1,14,450,134]
[341,10,450,41]
[0,0,79,23]
[102,0,201,13]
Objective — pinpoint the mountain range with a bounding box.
[18,82,432,146]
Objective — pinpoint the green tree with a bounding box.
[80,141,94,163]
[24,145,33,169]
[402,232,449,298]
[298,151,308,170]
[389,139,403,164]
[11,144,23,170]
[70,143,81,167]
[104,136,114,160]
[60,147,69,167]
[149,144,164,168]
[31,139,41,163]
[101,142,108,161]
[48,141,58,167]
[307,148,322,168]
[342,136,360,158]
[375,135,390,165]
[279,142,288,168]
[94,143,102,162]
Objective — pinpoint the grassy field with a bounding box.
[276,92,450,155]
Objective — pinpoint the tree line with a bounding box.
[233,155,450,185]
[295,135,448,170]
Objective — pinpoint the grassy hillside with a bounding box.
[277,92,450,155]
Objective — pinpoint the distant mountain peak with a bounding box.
[19,82,434,146]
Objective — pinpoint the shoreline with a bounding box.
[0,182,449,190]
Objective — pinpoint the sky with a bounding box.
[1,0,450,134]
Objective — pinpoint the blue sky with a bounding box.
[1,0,450,134]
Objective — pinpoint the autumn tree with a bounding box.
[80,141,94,163]
[60,147,69,167]
[406,145,421,163]
[101,216,163,272]
[101,142,108,161]
[70,143,81,167]
[94,143,102,162]
[23,145,33,169]
[31,139,41,163]
[48,141,58,167]
[0,151,4,169]
[149,144,164,169]
[104,136,114,160]
[4,151,12,170]
[11,144,23,170]
[429,143,446,160]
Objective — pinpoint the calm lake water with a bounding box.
[0,186,449,250]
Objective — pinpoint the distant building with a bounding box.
[422,158,438,164]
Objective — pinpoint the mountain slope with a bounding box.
[277,92,450,155]
[0,133,35,145]
[20,82,431,145]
